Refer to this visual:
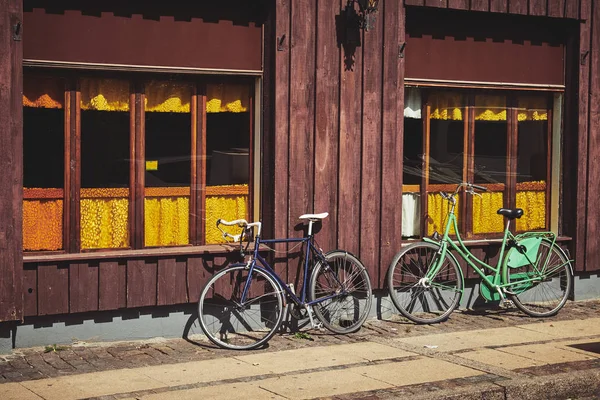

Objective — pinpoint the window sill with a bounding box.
[23,243,267,263]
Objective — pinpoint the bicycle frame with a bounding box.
[424,198,562,296]
[234,233,342,307]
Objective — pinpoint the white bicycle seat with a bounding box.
[299,212,329,221]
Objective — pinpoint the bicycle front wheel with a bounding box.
[198,265,285,350]
[504,240,572,317]
[309,251,372,334]
[387,242,463,324]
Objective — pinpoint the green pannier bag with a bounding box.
[506,237,543,268]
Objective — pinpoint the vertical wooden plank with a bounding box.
[506,99,518,213]
[64,90,72,252]
[508,0,528,14]
[190,93,198,245]
[360,5,384,278]
[67,85,81,253]
[547,0,565,17]
[129,89,136,249]
[157,258,188,305]
[314,0,340,252]
[127,259,157,308]
[69,262,99,313]
[404,0,425,6]
[187,255,211,303]
[274,0,291,281]
[425,0,448,8]
[23,265,38,317]
[338,2,362,256]
[565,0,580,19]
[37,264,69,316]
[585,0,600,272]
[0,0,24,321]
[420,104,430,239]
[489,0,508,13]
[289,0,315,238]
[134,90,145,248]
[470,0,490,12]
[248,83,255,223]
[529,0,547,16]
[448,0,469,10]
[98,261,126,311]
[380,0,404,287]
[192,83,207,245]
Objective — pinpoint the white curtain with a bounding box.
[402,193,421,237]
[404,87,422,119]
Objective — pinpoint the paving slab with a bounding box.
[498,342,596,365]
[350,357,485,386]
[395,326,557,352]
[121,382,285,400]
[234,342,415,374]
[21,369,165,400]
[140,357,272,386]
[258,367,394,400]
[456,348,544,370]
[2,382,43,400]
[516,318,600,338]
[557,338,600,359]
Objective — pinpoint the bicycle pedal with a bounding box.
[499,299,515,309]
[305,306,323,330]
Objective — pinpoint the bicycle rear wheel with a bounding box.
[309,250,372,334]
[504,240,572,317]
[198,265,285,350]
[387,242,463,324]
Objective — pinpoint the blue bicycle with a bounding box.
[197,213,373,350]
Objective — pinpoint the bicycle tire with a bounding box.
[503,240,572,317]
[387,242,463,324]
[309,250,372,334]
[198,265,285,350]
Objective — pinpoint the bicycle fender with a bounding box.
[500,239,574,276]
[421,238,466,295]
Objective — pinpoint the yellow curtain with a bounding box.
[145,81,192,113]
[472,191,505,234]
[517,96,548,121]
[205,184,249,244]
[80,188,129,249]
[427,193,459,236]
[516,181,546,231]
[429,92,463,120]
[23,199,63,251]
[145,196,190,247]
[80,78,130,111]
[207,84,249,113]
[22,77,64,109]
[474,95,506,121]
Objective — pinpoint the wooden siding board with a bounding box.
[186,255,216,303]
[37,264,69,316]
[0,0,24,322]
[157,258,188,305]
[126,259,157,308]
[314,0,340,252]
[508,0,528,14]
[548,0,566,17]
[489,0,508,13]
[69,263,99,313]
[470,0,490,12]
[585,0,600,272]
[98,261,126,311]
[529,0,547,16]
[360,9,383,279]
[404,0,425,6]
[379,0,404,287]
[425,0,448,8]
[448,0,469,10]
[565,0,580,19]
[274,0,291,282]
[23,266,37,317]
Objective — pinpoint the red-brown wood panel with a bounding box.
[288,0,315,242]
[157,258,188,306]
[448,0,469,10]
[547,0,566,17]
[529,0,547,16]
[360,9,383,277]
[565,0,580,19]
[380,0,404,287]
[425,0,447,7]
[314,0,341,253]
[470,0,489,12]
[338,15,362,256]
[98,261,126,311]
[508,0,528,14]
[273,0,291,282]
[37,264,69,316]
[585,0,600,272]
[0,0,24,322]
[186,255,211,303]
[23,266,37,317]
[69,262,99,313]
[405,0,425,6]
[126,259,157,308]
[489,0,508,13]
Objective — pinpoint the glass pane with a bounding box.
[144,80,192,247]
[205,83,251,244]
[472,95,506,234]
[23,75,65,251]
[516,96,549,231]
[80,78,130,250]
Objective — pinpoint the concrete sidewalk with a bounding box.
[2,301,600,400]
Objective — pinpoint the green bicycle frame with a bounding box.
[423,199,564,299]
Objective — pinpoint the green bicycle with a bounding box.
[387,182,573,324]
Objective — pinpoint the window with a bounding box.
[22,71,256,252]
[402,88,556,239]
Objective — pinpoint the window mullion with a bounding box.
[507,97,518,221]
[195,81,207,245]
[465,95,475,238]
[134,85,145,249]
[420,102,430,238]
[66,80,81,253]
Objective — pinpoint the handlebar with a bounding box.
[216,218,262,242]
[440,183,488,204]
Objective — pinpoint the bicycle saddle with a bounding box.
[497,208,524,219]
[299,212,329,221]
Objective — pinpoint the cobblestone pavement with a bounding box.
[1,299,599,386]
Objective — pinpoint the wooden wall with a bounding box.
[0,0,24,322]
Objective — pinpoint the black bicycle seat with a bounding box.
[497,208,524,219]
